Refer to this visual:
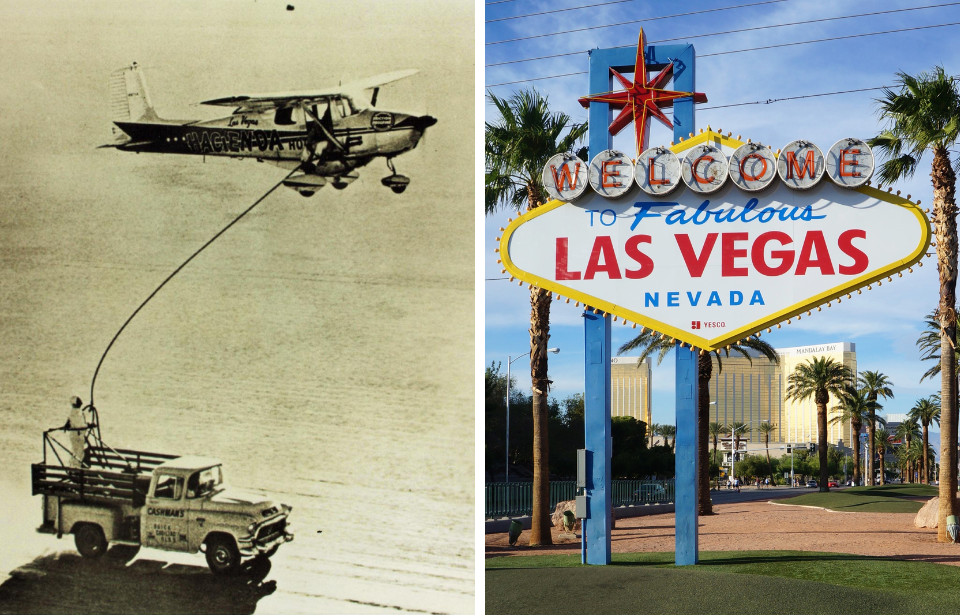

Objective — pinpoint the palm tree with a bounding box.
[757,422,777,483]
[916,311,960,383]
[858,371,895,485]
[869,66,960,541]
[728,421,750,481]
[709,422,725,466]
[874,426,892,483]
[618,332,778,515]
[660,424,677,450]
[909,396,941,483]
[829,385,883,486]
[485,88,588,546]
[648,423,661,448]
[785,357,853,491]
[894,418,922,483]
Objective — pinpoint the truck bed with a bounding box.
[33,446,178,507]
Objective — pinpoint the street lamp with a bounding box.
[505,347,559,483]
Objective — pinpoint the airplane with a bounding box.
[103,63,437,195]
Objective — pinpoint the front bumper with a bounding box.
[238,530,294,556]
[237,513,294,557]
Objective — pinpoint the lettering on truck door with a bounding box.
[143,473,190,551]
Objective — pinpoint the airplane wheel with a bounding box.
[298,191,315,198]
[390,185,407,194]
[332,182,348,190]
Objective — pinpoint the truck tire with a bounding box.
[75,524,107,559]
[205,535,241,575]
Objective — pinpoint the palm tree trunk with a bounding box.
[698,352,713,515]
[528,287,553,546]
[851,420,862,486]
[867,401,877,486]
[817,396,829,492]
[933,144,959,542]
[764,433,774,483]
[923,423,930,484]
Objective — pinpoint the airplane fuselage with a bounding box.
[114,107,429,176]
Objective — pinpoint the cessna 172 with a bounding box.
[104,63,437,195]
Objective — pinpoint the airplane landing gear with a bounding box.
[382,158,410,194]
[332,182,349,190]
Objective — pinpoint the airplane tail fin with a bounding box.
[109,63,160,123]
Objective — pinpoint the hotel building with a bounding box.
[708,342,857,446]
[610,356,653,425]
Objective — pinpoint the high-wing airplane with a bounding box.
[104,63,437,195]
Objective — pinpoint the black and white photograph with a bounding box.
[0,1,475,613]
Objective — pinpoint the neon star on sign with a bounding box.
[578,28,708,155]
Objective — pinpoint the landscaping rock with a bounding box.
[915,497,939,528]
[552,500,580,531]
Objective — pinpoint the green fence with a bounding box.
[485,479,675,518]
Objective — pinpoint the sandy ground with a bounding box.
[486,499,960,566]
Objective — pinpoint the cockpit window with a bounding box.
[275,106,296,125]
[187,466,224,499]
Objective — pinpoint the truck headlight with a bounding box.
[247,522,257,534]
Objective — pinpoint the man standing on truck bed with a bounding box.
[64,396,86,468]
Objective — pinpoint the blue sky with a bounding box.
[484,0,960,431]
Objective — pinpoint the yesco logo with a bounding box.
[542,137,874,202]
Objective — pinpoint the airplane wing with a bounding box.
[200,69,418,111]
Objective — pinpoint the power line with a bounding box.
[485,20,960,87]
[486,0,521,5]
[487,0,788,45]
[486,2,960,67]
[486,0,777,24]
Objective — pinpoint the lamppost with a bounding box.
[505,347,559,483]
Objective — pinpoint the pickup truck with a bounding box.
[32,445,294,575]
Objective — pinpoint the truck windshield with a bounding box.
[187,466,223,499]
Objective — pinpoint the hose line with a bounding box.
[89,168,299,407]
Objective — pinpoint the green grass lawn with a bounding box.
[778,484,937,513]
[486,550,960,615]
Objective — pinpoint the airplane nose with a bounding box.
[415,115,438,131]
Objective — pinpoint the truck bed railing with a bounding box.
[32,463,145,505]
[84,446,179,474]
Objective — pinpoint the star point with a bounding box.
[578,28,708,155]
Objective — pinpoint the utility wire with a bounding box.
[486,0,521,4]
[89,168,299,406]
[487,0,788,45]
[487,0,788,23]
[485,20,960,87]
[487,2,960,67]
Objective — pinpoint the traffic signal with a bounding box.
[786,445,792,454]
[808,443,817,453]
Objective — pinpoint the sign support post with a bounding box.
[584,41,698,566]
[583,311,612,564]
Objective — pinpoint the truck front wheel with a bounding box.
[205,536,241,575]
[75,524,107,559]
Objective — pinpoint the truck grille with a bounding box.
[256,517,286,544]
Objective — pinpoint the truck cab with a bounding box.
[142,456,294,572]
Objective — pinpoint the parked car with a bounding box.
[827,481,838,487]
[806,480,818,488]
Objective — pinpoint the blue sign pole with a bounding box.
[583,311,611,564]
[583,41,698,566]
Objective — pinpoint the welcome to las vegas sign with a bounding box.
[497,130,931,352]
